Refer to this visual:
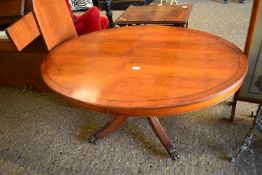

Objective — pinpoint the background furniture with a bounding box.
[41,26,247,160]
[0,0,32,26]
[95,0,153,10]
[93,0,115,27]
[231,0,262,120]
[92,0,153,27]
[230,0,262,162]
[0,38,48,91]
[114,4,192,27]
[0,0,108,91]
[0,0,49,91]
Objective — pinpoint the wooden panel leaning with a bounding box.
[5,12,40,51]
[32,0,77,51]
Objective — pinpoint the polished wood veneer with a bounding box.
[42,26,247,116]
[41,26,247,159]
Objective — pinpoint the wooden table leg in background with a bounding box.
[88,115,128,144]
[230,95,238,122]
[103,0,114,28]
[230,90,241,122]
[92,0,114,28]
[147,116,179,160]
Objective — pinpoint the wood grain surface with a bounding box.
[41,26,247,116]
[115,4,192,25]
[32,0,77,51]
[6,12,40,51]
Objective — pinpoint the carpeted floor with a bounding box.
[1,0,262,175]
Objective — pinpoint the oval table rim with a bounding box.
[41,25,248,116]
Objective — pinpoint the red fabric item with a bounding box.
[65,0,109,35]
[100,16,109,29]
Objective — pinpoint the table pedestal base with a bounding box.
[88,116,179,160]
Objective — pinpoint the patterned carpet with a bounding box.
[1,0,261,175]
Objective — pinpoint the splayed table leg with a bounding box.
[148,116,179,160]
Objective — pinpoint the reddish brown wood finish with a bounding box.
[41,26,247,116]
[89,116,128,144]
[32,0,77,51]
[6,12,40,51]
[0,0,33,24]
[148,116,179,160]
[115,4,192,26]
[244,0,261,56]
[0,38,49,91]
[0,38,17,51]
[0,0,24,16]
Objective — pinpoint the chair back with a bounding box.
[33,0,77,51]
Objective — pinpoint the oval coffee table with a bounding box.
[41,26,247,160]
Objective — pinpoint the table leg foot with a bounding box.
[147,116,179,160]
[88,135,98,144]
[88,115,128,144]
[169,147,180,160]
[103,0,114,28]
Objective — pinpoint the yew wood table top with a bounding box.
[114,4,192,26]
[41,26,247,117]
[41,26,247,160]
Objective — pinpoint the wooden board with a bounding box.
[32,0,77,51]
[5,12,40,51]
